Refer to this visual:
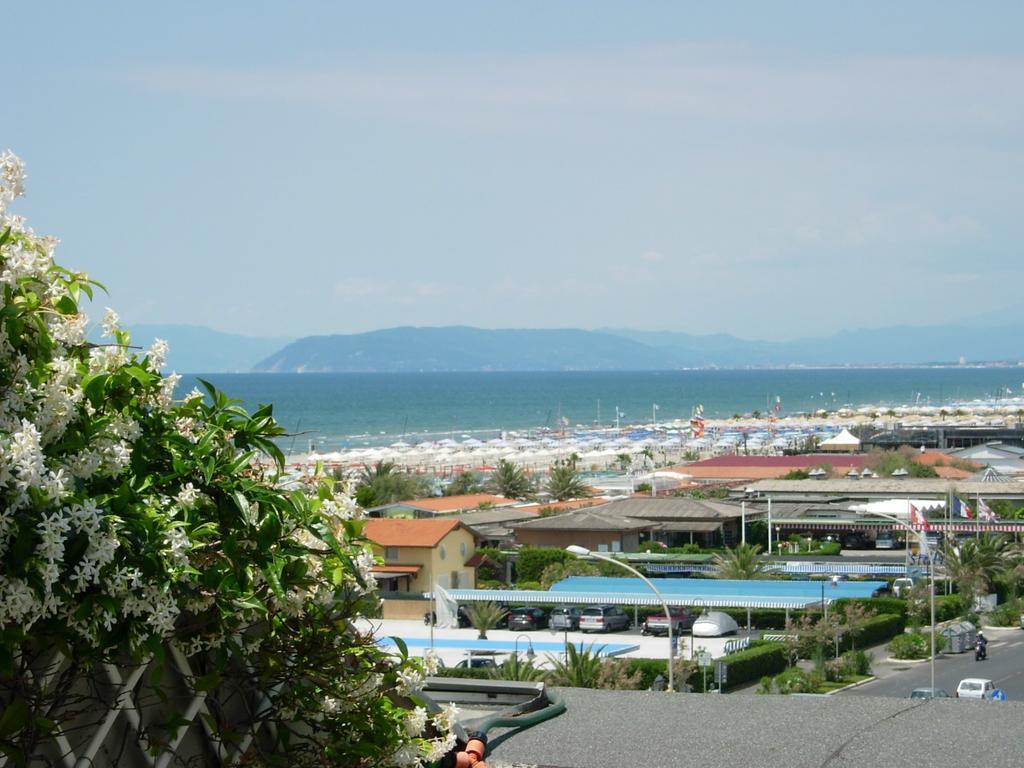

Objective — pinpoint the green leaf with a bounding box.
[54,295,77,315]
[192,672,222,692]
[0,699,29,738]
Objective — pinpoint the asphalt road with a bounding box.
[841,626,1024,699]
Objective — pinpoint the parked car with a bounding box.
[549,606,583,631]
[875,533,895,549]
[909,688,950,699]
[579,605,631,633]
[453,654,500,669]
[956,678,995,699]
[641,607,696,636]
[508,607,549,631]
[691,611,740,637]
[892,577,916,598]
[424,605,473,628]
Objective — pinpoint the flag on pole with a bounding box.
[952,496,973,519]
[977,497,997,522]
[909,503,931,530]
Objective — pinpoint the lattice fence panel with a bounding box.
[1,645,279,768]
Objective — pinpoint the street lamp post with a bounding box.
[566,545,675,692]
[856,510,936,691]
[513,634,535,678]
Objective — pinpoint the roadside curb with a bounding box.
[827,676,877,695]
[883,656,931,664]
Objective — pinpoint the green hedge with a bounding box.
[720,641,788,690]
[718,608,801,630]
[515,548,570,582]
[431,667,494,680]
[833,597,907,618]
[935,594,964,622]
[622,658,671,689]
[839,612,905,652]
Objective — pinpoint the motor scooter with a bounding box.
[975,639,987,661]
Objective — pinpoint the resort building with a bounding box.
[364,518,481,593]
[510,497,745,552]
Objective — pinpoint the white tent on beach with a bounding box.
[819,428,861,453]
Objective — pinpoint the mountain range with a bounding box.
[126,323,1024,373]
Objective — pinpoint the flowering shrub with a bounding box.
[0,151,451,766]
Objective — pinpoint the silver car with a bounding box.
[549,606,583,631]
[579,605,631,633]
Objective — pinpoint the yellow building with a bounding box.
[364,518,480,593]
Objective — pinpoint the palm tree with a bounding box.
[546,643,605,688]
[943,534,1012,611]
[546,463,589,501]
[354,460,428,508]
[616,453,632,471]
[489,657,546,682]
[713,543,768,633]
[444,470,483,496]
[712,543,768,580]
[466,601,507,640]
[487,459,533,500]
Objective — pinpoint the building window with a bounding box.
[384,546,399,561]
[460,541,467,558]
[611,540,621,553]
[439,544,447,560]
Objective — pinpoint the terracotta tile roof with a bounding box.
[364,518,463,548]
[934,466,973,479]
[395,494,516,513]
[515,499,603,514]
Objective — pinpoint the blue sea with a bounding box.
[178,369,1024,453]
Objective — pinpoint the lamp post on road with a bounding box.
[855,509,936,691]
[566,545,675,692]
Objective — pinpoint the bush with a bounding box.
[889,632,932,660]
[835,596,907,619]
[841,612,905,651]
[719,608,793,630]
[432,666,494,680]
[840,649,873,676]
[767,667,823,695]
[720,641,788,690]
[935,594,964,622]
[818,541,842,556]
[0,153,454,766]
[987,599,1023,627]
[515,547,570,583]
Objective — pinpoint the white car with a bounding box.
[691,611,740,637]
[956,678,995,700]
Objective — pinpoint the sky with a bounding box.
[7,2,1024,341]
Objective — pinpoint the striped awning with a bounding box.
[923,522,1024,533]
[774,520,899,530]
[768,562,906,575]
[438,589,826,611]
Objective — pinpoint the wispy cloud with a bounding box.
[108,46,1024,133]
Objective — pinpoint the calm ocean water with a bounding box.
[179,369,1024,452]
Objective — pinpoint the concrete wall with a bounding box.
[382,598,430,620]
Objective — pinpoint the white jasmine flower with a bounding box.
[396,667,424,696]
[403,706,428,737]
[148,338,169,370]
[176,482,199,508]
[100,307,120,337]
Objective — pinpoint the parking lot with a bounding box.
[363,618,744,670]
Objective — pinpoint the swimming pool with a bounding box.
[378,636,638,657]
